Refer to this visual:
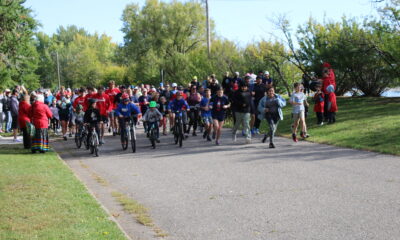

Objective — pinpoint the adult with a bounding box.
[302,73,311,96]
[207,74,220,96]
[31,94,52,153]
[221,72,231,94]
[231,82,252,144]
[2,89,12,133]
[257,87,286,148]
[10,89,20,142]
[263,71,273,88]
[105,80,121,136]
[18,94,32,148]
[252,76,267,134]
[320,62,336,120]
[93,86,111,144]
[190,76,200,89]
[160,84,172,101]
[57,96,71,140]
[187,85,202,136]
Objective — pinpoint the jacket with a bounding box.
[313,92,325,113]
[18,101,31,128]
[232,90,252,113]
[257,94,286,121]
[31,101,52,129]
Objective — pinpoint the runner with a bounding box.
[105,81,121,136]
[209,87,230,145]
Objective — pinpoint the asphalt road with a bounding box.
[53,126,400,240]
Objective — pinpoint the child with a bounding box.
[326,85,337,124]
[313,83,325,126]
[290,83,308,142]
[143,101,163,142]
[84,99,101,145]
[73,104,85,135]
[158,96,168,135]
[49,99,59,134]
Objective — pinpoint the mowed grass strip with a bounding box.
[273,97,400,155]
[0,145,127,240]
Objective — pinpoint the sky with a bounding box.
[24,0,379,46]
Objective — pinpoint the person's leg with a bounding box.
[0,111,3,132]
[270,119,279,146]
[243,113,251,142]
[216,121,224,142]
[6,111,12,132]
[213,119,219,140]
[232,112,242,135]
[193,109,199,134]
[332,112,336,123]
[22,127,31,149]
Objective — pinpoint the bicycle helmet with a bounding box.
[122,93,129,101]
[149,101,157,108]
[76,104,83,111]
[88,98,97,104]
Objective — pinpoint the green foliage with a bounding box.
[0,0,39,90]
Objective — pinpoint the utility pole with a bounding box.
[205,0,211,58]
[56,51,61,89]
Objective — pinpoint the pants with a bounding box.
[327,112,336,123]
[188,108,200,133]
[160,117,167,131]
[232,112,251,140]
[316,112,323,124]
[266,117,279,144]
[253,101,261,129]
[50,118,59,132]
[323,95,329,120]
[0,112,3,131]
[21,127,31,149]
[147,121,160,139]
[5,111,12,132]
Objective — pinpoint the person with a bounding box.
[231,82,253,144]
[208,74,220,96]
[0,90,4,133]
[200,88,213,141]
[138,88,151,132]
[320,62,336,121]
[44,90,54,106]
[209,87,230,145]
[170,83,178,95]
[168,91,190,138]
[10,89,20,142]
[84,98,101,147]
[158,96,169,135]
[221,72,231,94]
[290,83,308,142]
[252,76,267,134]
[263,71,273,88]
[257,87,286,148]
[114,94,141,146]
[326,85,338,124]
[57,96,72,140]
[142,101,163,142]
[49,99,60,134]
[2,89,12,133]
[313,83,325,126]
[93,86,111,144]
[190,76,200,89]
[31,94,52,153]
[160,84,172,101]
[83,86,95,111]
[187,85,202,136]
[18,93,32,148]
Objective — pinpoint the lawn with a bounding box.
[0,145,127,240]
[272,97,400,155]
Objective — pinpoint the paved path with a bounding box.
[53,127,400,240]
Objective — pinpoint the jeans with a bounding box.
[0,112,3,131]
[232,112,251,140]
[266,117,279,144]
[4,111,12,132]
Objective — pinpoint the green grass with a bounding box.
[275,97,400,155]
[0,145,127,240]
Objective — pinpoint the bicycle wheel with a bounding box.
[83,132,89,150]
[131,128,136,153]
[150,128,156,149]
[121,128,128,150]
[174,125,179,144]
[178,123,183,147]
[75,133,81,148]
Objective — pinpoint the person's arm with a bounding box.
[277,95,286,108]
[45,105,53,119]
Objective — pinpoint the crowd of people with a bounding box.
[0,63,338,153]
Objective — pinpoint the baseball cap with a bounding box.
[264,71,270,75]
[172,83,177,87]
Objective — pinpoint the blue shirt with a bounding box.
[200,97,212,117]
[168,98,189,112]
[115,102,141,118]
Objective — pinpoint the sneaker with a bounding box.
[100,139,105,145]
[206,135,212,141]
[185,134,189,139]
[245,138,252,144]
[63,136,68,141]
[203,131,207,139]
[256,128,260,135]
[319,122,324,126]
[156,139,160,143]
[262,135,268,143]
[212,132,216,139]
[251,129,255,135]
[108,128,111,133]
[215,140,220,145]
[68,133,72,137]
[192,132,197,137]
[269,143,275,148]
[292,133,298,143]
[232,133,237,142]
[113,131,116,136]
[13,139,22,143]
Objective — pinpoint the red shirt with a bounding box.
[31,101,52,129]
[327,92,338,112]
[83,93,95,112]
[73,95,85,109]
[18,101,31,128]
[313,92,325,113]
[105,88,120,110]
[93,93,111,116]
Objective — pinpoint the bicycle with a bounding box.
[88,125,99,157]
[147,121,159,149]
[173,111,184,147]
[120,116,136,153]
[75,121,86,149]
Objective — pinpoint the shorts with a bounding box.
[100,115,108,123]
[202,116,213,125]
[108,110,115,118]
[11,116,18,129]
[292,111,305,122]
[212,113,225,122]
[59,114,69,121]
